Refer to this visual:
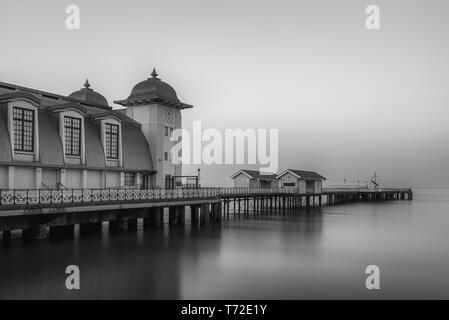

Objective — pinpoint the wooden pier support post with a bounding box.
[2,230,12,242]
[128,218,138,231]
[79,222,103,236]
[110,217,129,232]
[200,203,210,225]
[50,225,75,238]
[177,206,185,226]
[169,206,179,227]
[23,224,50,240]
[144,207,164,228]
[190,205,199,225]
[212,202,222,223]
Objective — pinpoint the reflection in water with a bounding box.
[1,189,449,299]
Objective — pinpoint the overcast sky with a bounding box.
[1,0,448,187]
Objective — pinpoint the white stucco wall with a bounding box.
[0,166,7,188]
[127,104,181,188]
[42,168,58,189]
[65,169,82,188]
[106,171,121,188]
[87,170,103,188]
[14,167,35,189]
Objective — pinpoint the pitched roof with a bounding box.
[0,81,111,111]
[0,91,41,105]
[277,169,326,180]
[231,169,277,180]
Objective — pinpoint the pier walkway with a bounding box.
[0,187,413,240]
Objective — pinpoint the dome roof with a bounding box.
[69,80,109,106]
[127,69,179,102]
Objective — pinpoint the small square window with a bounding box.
[125,172,136,186]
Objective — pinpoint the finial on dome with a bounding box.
[84,79,91,90]
[151,68,158,78]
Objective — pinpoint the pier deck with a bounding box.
[0,187,413,240]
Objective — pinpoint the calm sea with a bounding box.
[1,188,449,299]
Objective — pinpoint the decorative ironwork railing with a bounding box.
[323,187,412,193]
[0,187,411,208]
[0,188,221,207]
[217,187,299,196]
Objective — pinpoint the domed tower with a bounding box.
[114,69,192,188]
[69,79,109,107]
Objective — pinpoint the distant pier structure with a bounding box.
[0,186,413,241]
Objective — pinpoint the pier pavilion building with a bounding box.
[0,69,191,190]
[231,170,278,188]
[276,169,326,194]
[231,169,326,194]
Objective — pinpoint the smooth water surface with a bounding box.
[1,189,449,299]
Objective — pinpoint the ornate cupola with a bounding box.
[114,69,192,109]
[69,80,109,107]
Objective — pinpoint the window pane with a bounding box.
[13,107,34,152]
[125,172,136,186]
[105,123,119,159]
[64,116,81,156]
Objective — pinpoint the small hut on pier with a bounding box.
[231,170,278,188]
[276,169,326,194]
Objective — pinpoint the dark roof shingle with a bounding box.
[38,112,64,165]
[233,169,277,180]
[284,169,326,180]
[122,127,153,171]
[84,119,106,168]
